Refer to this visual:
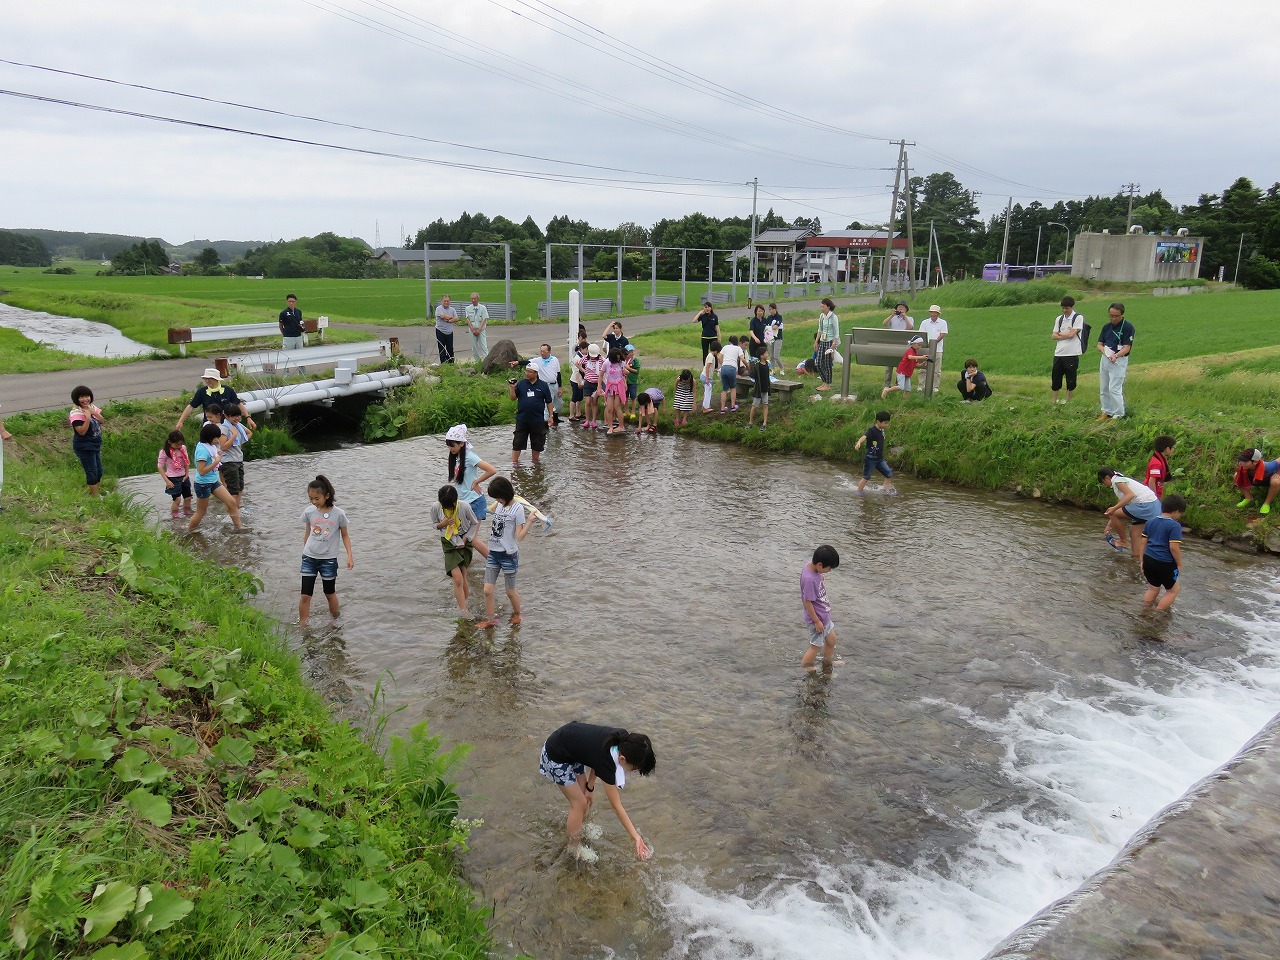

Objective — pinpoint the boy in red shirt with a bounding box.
[881,336,931,399]
[1145,435,1175,498]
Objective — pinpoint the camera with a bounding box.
[508,378,518,384]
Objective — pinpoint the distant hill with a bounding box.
[6,229,265,263]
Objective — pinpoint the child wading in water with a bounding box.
[298,475,354,627]
[673,369,695,426]
[188,422,243,531]
[539,721,656,861]
[854,411,896,494]
[477,475,536,628]
[800,544,841,671]
[157,429,193,518]
[1142,493,1186,612]
[431,484,481,616]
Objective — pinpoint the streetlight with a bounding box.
[1047,222,1071,266]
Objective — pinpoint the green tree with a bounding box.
[906,172,984,277]
[0,230,52,267]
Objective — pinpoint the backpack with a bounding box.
[1079,321,1092,353]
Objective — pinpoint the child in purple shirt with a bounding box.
[800,544,841,671]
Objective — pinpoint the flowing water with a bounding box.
[120,424,1280,960]
[0,303,155,357]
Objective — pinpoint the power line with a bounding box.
[299,0,888,173]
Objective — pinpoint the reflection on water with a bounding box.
[120,426,1280,960]
[0,303,155,357]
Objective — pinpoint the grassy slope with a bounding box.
[0,455,493,959]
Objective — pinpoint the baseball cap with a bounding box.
[526,361,539,370]
[444,424,468,443]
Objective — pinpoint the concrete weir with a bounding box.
[237,368,412,416]
[984,712,1280,960]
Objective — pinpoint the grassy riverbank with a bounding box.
[0,457,492,957]
[374,344,1279,548]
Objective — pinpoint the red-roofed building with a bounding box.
[802,231,909,283]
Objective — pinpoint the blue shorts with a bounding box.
[863,456,893,480]
[1122,499,1162,525]
[720,365,737,390]
[194,480,221,499]
[301,555,339,580]
[165,476,192,499]
[539,744,586,786]
[465,495,487,521]
[484,549,518,587]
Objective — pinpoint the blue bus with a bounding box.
[982,264,1071,282]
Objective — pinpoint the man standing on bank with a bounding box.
[1097,302,1134,421]
[1050,295,1086,405]
[464,292,489,363]
[695,302,720,360]
[917,304,948,395]
[279,294,305,351]
[435,295,459,364]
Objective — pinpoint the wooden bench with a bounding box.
[537,298,614,319]
[731,374,806,403]
[434,302,516,321]
[167,318,323,356]
[642,294,682,310]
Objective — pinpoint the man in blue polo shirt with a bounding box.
[1097,301,1134,420]
[279,294,305,350]
[509,361,553,466]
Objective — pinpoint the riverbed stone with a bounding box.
[1264,528,1280,554]
[481,339,521,375]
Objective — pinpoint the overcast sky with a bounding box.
[2,0,1276,246]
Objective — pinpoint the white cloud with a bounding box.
[1,0,1276,242]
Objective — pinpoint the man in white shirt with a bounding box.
[917,304,948,395]
[1050,295,1086,404]
[534,342,563,425]
[464,292,490,363]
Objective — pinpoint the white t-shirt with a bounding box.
[719,343,744,370]
[918,317,948,354]
[1053,311,1085,357]
[1112,474,1158,505]
[534,354,561,387]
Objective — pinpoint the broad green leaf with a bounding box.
[252,787,292,821]
[153,668,186,690]
[9,907,40,950]
[91,943,150,960]
[227,832,266,859]
[83,881,137,941]
[124,789,172,827]
[73,708,108,731]
[134,885,193,933]
[114,748,169,786]
[269,843,303,877]
[212,737,254,766]
[354,842,389,869]
[132,544,161,568]
[167,733,199,758]
[341,879,389,909]
[69,733,118,762]
[287,825,328,849]
[224,799,256,831]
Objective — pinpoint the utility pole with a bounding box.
[1234,232,1246,286]
[881,140,912,296]
[1122,182,1141,231]
[902,149,916,296]
[998,197,1013,282]
[748,177,759,303]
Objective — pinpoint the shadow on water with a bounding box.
[119,424,1280,960]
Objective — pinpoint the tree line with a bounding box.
[0,230,52,267]
[86,171,1280,288]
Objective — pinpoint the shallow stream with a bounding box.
[121,424,1280,960]
[0,303,154,357]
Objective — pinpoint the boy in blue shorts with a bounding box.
[1141,493,1185,611]
[854,411,895,494]
[800,544,841,671]
[477,475,537,628]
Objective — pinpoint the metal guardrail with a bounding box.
[221,339,393,375]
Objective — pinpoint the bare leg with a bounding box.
[298,592,312,626]
[325,590,340,618]
[1142,584,1159,608]
[507,586,522,624]
[558,782,590,844]
[450,567,468,613]
[214,485,242,529]
[187,499,209,531]
[1156,581,1180,610]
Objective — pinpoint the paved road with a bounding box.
[0,296,876,414]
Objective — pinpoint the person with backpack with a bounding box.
[1050,296,1088,405]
